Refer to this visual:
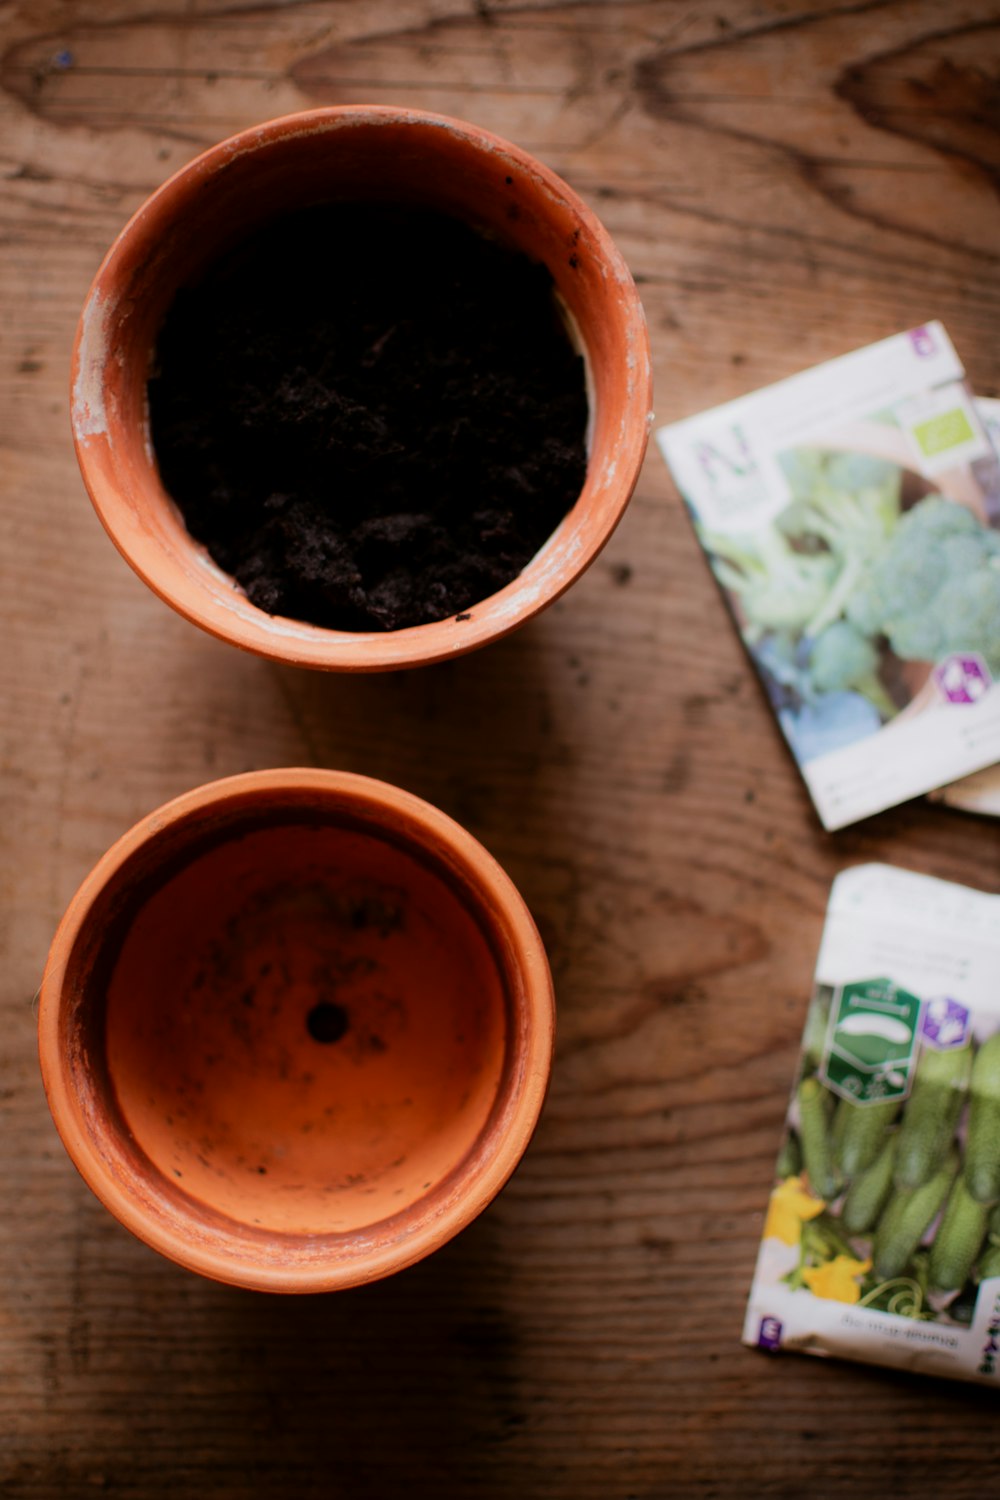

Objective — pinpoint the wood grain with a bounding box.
[3,0,1000,1494]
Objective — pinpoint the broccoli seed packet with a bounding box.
[656,326,1000,830]
[743,864,1000,1387]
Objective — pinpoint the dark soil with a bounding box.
[148,202,588,631]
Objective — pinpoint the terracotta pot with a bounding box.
[38,770,554,1292]
[70,105,652,671]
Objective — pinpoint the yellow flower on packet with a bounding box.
[802,1255,873,1305]
[763,1176,825,1247]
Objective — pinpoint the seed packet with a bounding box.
[743,864,1000,1386]
[656,326,1000,830]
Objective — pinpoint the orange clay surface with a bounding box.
[105,822,506,1234]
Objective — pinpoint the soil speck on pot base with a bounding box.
[148,203,589,631]
[306,1000,349,1044]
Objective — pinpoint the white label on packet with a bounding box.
[804,681,1000,831]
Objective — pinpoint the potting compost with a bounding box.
[149,203,588,631]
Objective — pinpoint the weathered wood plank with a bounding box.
[3,1,1000,1495]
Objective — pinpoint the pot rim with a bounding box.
[70,104,653,672]
[38,768,555,1292]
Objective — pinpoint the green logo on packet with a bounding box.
[821,977,921,1105]
[912,407,975,457]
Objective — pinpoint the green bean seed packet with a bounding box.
[744,864,1000,1386]
[656,326,1000,831]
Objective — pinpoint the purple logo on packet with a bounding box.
[921,997,971,1051]
[934,653,991,705]
[909,326,937,358]
[757,1316,782,1352]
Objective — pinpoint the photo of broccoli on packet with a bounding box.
[706,447,1000,764]
[657,325,1000,830]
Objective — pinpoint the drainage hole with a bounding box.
[306,1001,349,1044]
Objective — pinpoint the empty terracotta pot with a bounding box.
[71,105,652,670]
[38,771,554,1292]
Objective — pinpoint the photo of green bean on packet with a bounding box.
[744,864,1000,1385]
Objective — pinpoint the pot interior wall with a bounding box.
[102,819,508,1235]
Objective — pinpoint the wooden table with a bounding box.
[4,2,1000,1494]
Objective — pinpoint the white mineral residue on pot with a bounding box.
[140,384,156,467]
[72,289,111,440]
[554,291,595,457]
[492,532,584,623]
[190,550,327,639]
[180,517,303,634]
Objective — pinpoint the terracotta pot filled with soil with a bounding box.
[38,770,554,1292]
[70,105,652,670]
